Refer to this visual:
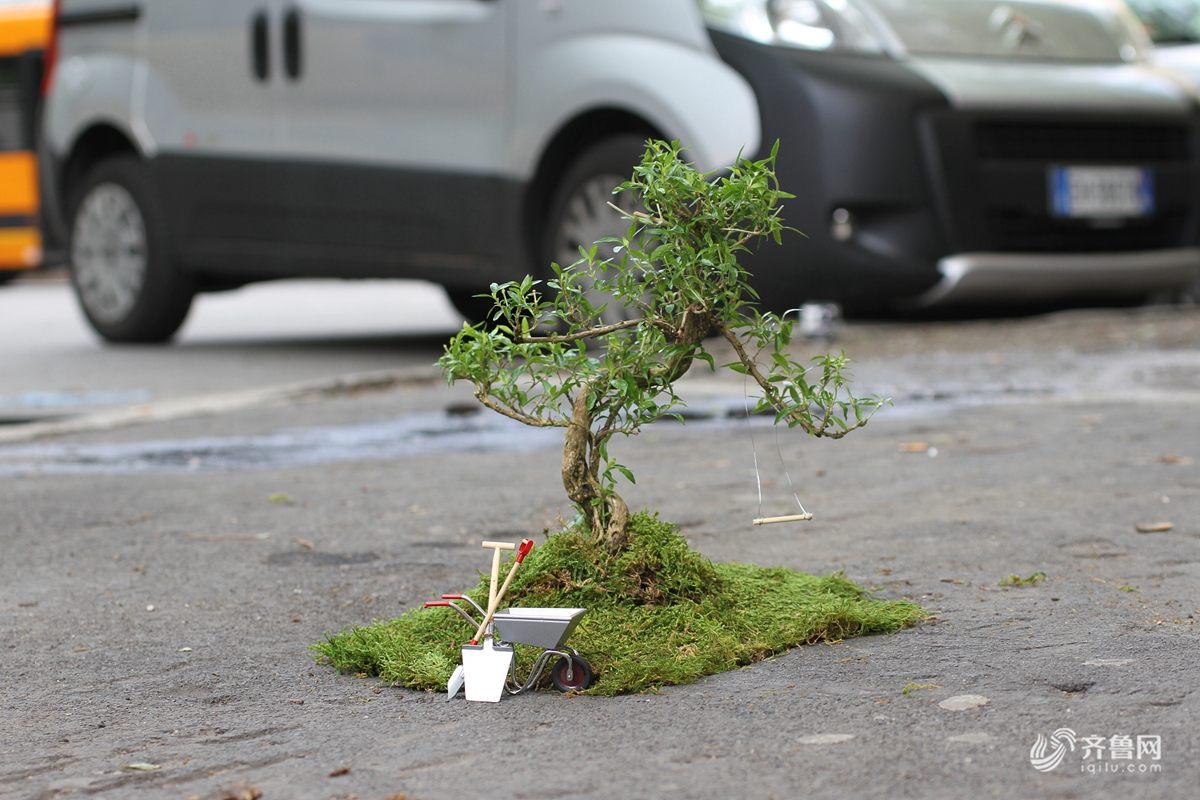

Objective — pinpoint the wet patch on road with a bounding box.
[0,410,562,476]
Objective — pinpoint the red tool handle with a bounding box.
[423,601,450,608]
[516,539,534,562]
[441,594,463,600]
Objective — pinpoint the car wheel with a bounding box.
[68,156,194,343]
[445,287,496,326]
[0,272,17,286]
[542,135,652,326]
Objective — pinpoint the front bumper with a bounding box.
[917,248,1200,307]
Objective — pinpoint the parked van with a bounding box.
[43,0,1200,341]
[0,0,50,283]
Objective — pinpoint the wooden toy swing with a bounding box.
[743,376,813,526]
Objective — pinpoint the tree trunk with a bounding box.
[561,390,629,553]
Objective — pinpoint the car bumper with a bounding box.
[916,248,1200,307]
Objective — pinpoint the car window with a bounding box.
[1126,0,1200,43]
[867,0,1145,62]
[0,60,19,152]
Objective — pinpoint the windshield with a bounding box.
[699,0,888,54]
[866,0,1147,62]
[1126,0,1200,43]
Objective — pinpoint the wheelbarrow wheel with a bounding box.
[551,655,592,692]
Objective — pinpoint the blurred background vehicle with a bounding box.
[708,0,1200,313]
[1128,0,1200,78]
[40,0,1200,342]
[0,0,50,285]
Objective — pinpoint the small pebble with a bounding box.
[799,733,856,745]
[939,695,990,711]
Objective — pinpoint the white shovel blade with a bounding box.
[446,665,465,701]
[462,640,513,703]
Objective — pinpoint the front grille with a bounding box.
[986,211,1187,252]
[976,122,1190,162]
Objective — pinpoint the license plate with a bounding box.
[1049,166,1154,218]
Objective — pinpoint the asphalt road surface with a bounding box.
[2,278,1199,799]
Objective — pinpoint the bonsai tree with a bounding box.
[437,141,883,553]
[318,150,918,694]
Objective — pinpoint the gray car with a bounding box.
[41,0,1200,342]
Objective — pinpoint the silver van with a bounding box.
[43,0,1200,341]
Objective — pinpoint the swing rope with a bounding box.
[744,372,812,525]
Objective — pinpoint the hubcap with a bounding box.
[554,174,642,326]
[72,183,148,326]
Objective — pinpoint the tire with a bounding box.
[541,135,652,326]
[0,272,17,286]
[446,287,497,325]
[67,156,194,342]
[551,654,592,692]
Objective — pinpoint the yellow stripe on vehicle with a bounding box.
[0,151,40,215]
[0,227,42,270]
[0,4,52,56]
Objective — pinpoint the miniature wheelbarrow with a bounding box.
[423,539,591,701]
[425,594,592,699]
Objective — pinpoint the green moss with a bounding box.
[313,513,925,695]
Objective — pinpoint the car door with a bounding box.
[272,0,514,282]
[141,0,287,274]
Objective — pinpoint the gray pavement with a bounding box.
[0,276,460,405]
[1,288,1199,799]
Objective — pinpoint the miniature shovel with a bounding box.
[460,539,534,702]
[446,664,465,701]
[461,638,514,702]
[471,539,535,645]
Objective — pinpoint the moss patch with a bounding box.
[313,513,925,695]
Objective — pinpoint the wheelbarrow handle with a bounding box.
[442,594,486,616]
[423,600,477,626]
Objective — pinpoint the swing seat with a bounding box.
[752,513,813,525]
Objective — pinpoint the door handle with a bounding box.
[250,9,269,81]
[283,6,302,80]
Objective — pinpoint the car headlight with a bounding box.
[698,0,887,54]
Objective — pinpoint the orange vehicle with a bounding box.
[0,0,51,283]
